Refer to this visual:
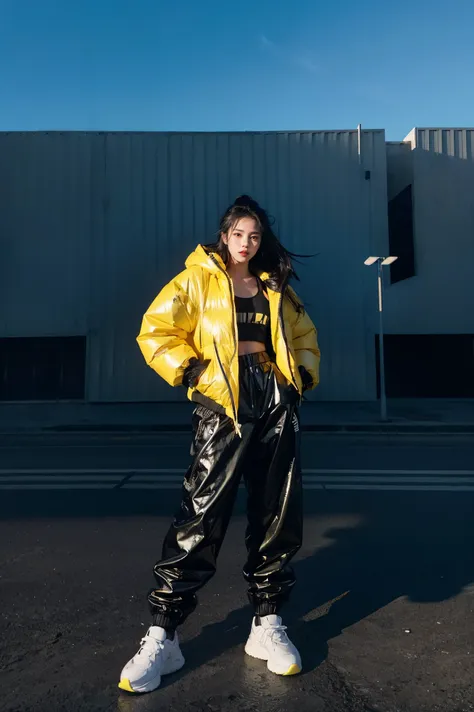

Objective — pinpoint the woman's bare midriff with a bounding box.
[238,341,267,356]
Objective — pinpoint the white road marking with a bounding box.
[1,467,474,491]
[316,484,474,491]
[0,484,118,490]
[2,468,474,476]
[304,469,474,475]
[1,432,472,450]
[0,468,183,474]
[0,475,122,482]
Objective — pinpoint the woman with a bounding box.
[119,195,320,694]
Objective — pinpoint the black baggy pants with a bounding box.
[148,352,303,631]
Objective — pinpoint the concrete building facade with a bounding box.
[384,128,474,397]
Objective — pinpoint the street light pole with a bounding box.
[364,255,398,422]
[377,259,387,421]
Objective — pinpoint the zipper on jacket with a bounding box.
[209,254,241,434]
[213,337,241,437]
[209,254,239,362]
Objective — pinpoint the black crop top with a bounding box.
[234,279,271,344]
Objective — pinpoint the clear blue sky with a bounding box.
[1,0,473,140]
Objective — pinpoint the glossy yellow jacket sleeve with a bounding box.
[136,270,200,387]
[291,307,321,390]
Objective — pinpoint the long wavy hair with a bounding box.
[209,195,307,312]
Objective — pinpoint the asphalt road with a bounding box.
[1,432,474,712]
[1,432,474,500]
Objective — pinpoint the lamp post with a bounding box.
[364,256,398,421]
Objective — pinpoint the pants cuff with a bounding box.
[152,613,177,632]
[254,601,279,617]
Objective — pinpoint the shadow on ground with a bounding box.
[168,490,474,678]
[1,489,473,712]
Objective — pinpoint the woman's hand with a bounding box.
[182,359,209,388]
[298,365,313,392]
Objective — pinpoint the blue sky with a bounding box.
[1,0,473,140]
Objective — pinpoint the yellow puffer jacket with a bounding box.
[137,245,320,429]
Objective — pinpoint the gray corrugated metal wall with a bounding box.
[1,130,389,402]
[404,127,474,160]
[0,132,97,336]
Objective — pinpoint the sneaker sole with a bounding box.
[281,663,302,676]
[245,642,302,676]
[118,655,185,694]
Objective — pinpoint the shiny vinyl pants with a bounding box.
[148,352,303,631]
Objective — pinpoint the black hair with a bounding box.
[209,195,309,312]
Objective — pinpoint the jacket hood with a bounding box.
[185,244,224,274]
[185,244,272,284]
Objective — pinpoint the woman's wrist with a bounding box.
[298,365,313,392]
[182,359,208,388]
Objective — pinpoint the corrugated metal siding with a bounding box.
[1,130,389,402]
[413,128,474,160]
[0,132,96,337]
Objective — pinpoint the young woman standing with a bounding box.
[119,195,320,694]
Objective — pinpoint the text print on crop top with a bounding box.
[234,279,271,344]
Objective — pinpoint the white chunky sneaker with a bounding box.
[118,626,185,694]
[245,614,302,676]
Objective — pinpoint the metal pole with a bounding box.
[357,124,362,165]
[377,260,387,421]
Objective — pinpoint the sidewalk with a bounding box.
[0,398,473,434]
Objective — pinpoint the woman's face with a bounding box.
[222,217,262,266]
